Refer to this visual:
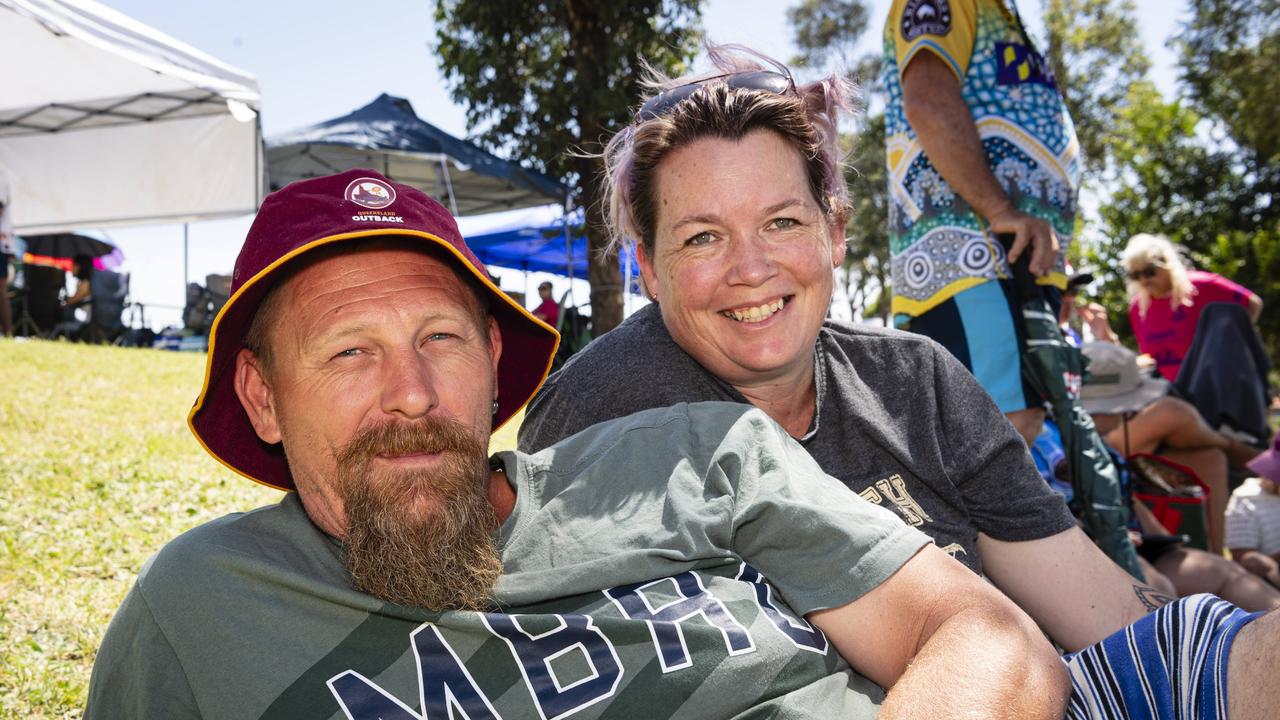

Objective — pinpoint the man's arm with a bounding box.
[809,544,1069,720]
[901,51,1058,275]
[976,527,1174,652]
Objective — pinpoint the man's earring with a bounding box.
[493,400,500,416]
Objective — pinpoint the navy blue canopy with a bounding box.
[266,94,566,216]
[457,205,637,284]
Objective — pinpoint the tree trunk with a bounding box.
[564,0,624,336]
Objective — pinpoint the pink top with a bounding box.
[1129,270,1252,381]
[534,298,560,327]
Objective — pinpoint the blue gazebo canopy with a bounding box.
[266,94,566,216]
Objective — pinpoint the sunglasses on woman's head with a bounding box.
[1127,265,1162,280]
[636,70,796,121]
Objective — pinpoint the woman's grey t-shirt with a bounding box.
[519,304,1076,572]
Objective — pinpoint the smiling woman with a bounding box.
[517,43,1189,670]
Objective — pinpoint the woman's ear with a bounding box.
[637,242,661,300]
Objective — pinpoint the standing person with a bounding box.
[1123,233,1262,382]
[531,280,559,327]
[883,0,1074,444]
[520,44,1279,719]
[880,0,1138,574]
[0,172,14,338]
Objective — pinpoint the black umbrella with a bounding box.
[23,233,117,260]
[22,233,124,271]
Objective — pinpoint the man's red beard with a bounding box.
[333,416,501,611]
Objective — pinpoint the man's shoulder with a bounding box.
[137,496,318,602]
[526,401,775,465]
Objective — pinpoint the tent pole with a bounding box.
[440,158,459,216]
[563,190,575,309]
[183,223,189,294]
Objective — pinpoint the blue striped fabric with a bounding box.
[1063,594,1260,719]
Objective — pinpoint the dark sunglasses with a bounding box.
[1127,265,1162,281]
[636,70,796,121]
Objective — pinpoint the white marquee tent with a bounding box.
[0,0,263,234]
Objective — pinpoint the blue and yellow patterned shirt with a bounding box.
[882,0,1079,320]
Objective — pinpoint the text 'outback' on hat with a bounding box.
[187,168,559,492]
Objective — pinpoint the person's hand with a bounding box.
[988,206,1059,276]
[1078,302,1118,343]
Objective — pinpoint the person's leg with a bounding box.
[1154,547,1280,611]
[1227,608,1280,720]
[1102,397,1225,455]
[0,255,12,337]
[1138,555,1178,598]
[1161,446,1229,553]
[1007,407,1046,446]
[1234,551,1280,588]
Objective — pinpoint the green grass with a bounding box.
[0,339,523,717]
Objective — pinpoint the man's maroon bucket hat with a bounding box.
[187,169,559,492]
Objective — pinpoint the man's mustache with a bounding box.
[337,416,482,468]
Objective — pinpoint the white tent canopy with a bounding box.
[0,0,263,233]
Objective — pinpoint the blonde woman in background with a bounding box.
[1122,233,1262,382]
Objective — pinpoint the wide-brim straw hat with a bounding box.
[187,169,559,491]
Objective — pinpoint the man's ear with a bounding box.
[234,349,281,444]
[487,316,503,398]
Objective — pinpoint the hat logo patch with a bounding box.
[345,178,396,209]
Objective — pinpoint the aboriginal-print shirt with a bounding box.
[882,0,1080,320]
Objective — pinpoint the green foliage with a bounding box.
[844,112,891,322]
[1177,0,1280,173]
[1086,78,1280,362]
[433,0,703,334]
[1041,0,1151,177]
[788,0,870,70]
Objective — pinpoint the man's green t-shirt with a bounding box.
[86,402,929,719]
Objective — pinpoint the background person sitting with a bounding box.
[1227,436,1280,588]
[1080,341,1260,553]
[1030,419,1280,611]
[51,254,95,339]
[1059,272,1118,346]
[1122,233,1262,383]
[64,253,93,312]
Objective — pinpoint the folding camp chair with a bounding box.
[16,264,65,337]
[82,270,129,344]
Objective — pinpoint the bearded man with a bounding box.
[85,169,1080,719]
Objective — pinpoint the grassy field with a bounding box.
[0,339,521,718]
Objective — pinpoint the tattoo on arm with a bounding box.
[1134,585,1176,612]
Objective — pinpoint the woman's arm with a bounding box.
[977,527,1176,651]
[810,544,1070,720]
